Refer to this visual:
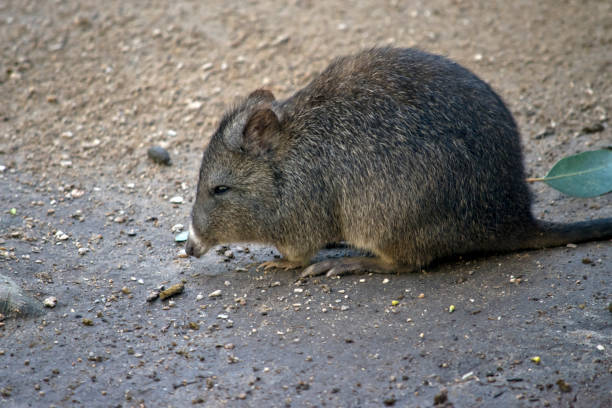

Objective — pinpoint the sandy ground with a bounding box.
[0,0,610,407]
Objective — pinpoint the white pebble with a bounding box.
[208,289,222,298]
[169,196,183,204]
[43,296,57,308]
[171,224,184,233]
[55,231,69,241]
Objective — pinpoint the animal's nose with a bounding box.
[185,239,195,257]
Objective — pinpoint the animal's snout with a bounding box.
[184,224,208,258]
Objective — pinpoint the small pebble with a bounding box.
[146,290,160,302]
[82,318,94,326]
[208,289,222,298]
[55,231,69,241]
[169,196,183,204]
[147,146,171,165]
[171,224,184,233]
[121,286,131,295]
[224,250,234,259]
[43,297,57,308]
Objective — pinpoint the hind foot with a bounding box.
[300,257,401,278]
[257,259,306,272]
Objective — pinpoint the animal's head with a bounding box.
[185,89,287,257]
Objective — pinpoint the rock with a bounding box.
[582,122,604,134]
[43,297,57,308]
[78,247,89,256]
[113,216,126,224]
[208,289,222,298]
[55,231,69,240]
[147,146,171,165]
[0,274,44,317]
[171,223,184,233]
[169,196,183,204]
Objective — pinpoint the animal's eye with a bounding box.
[212,185,230,195]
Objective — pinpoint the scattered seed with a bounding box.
[391,300,399,306]
[418,293,425,299]
[530,356,540,364]
[121,286,131,295]
[449,305,455,313]
[82,318,94,326]
[556,379,571,393]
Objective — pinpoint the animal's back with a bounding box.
[279,48,535,265]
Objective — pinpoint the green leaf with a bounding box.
[541,149,612,198]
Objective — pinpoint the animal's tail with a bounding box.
[518,218,612,250]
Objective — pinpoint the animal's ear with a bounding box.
[241,108,282,156]
[247,89,275,104]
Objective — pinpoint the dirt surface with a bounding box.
[1,0,611,407]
